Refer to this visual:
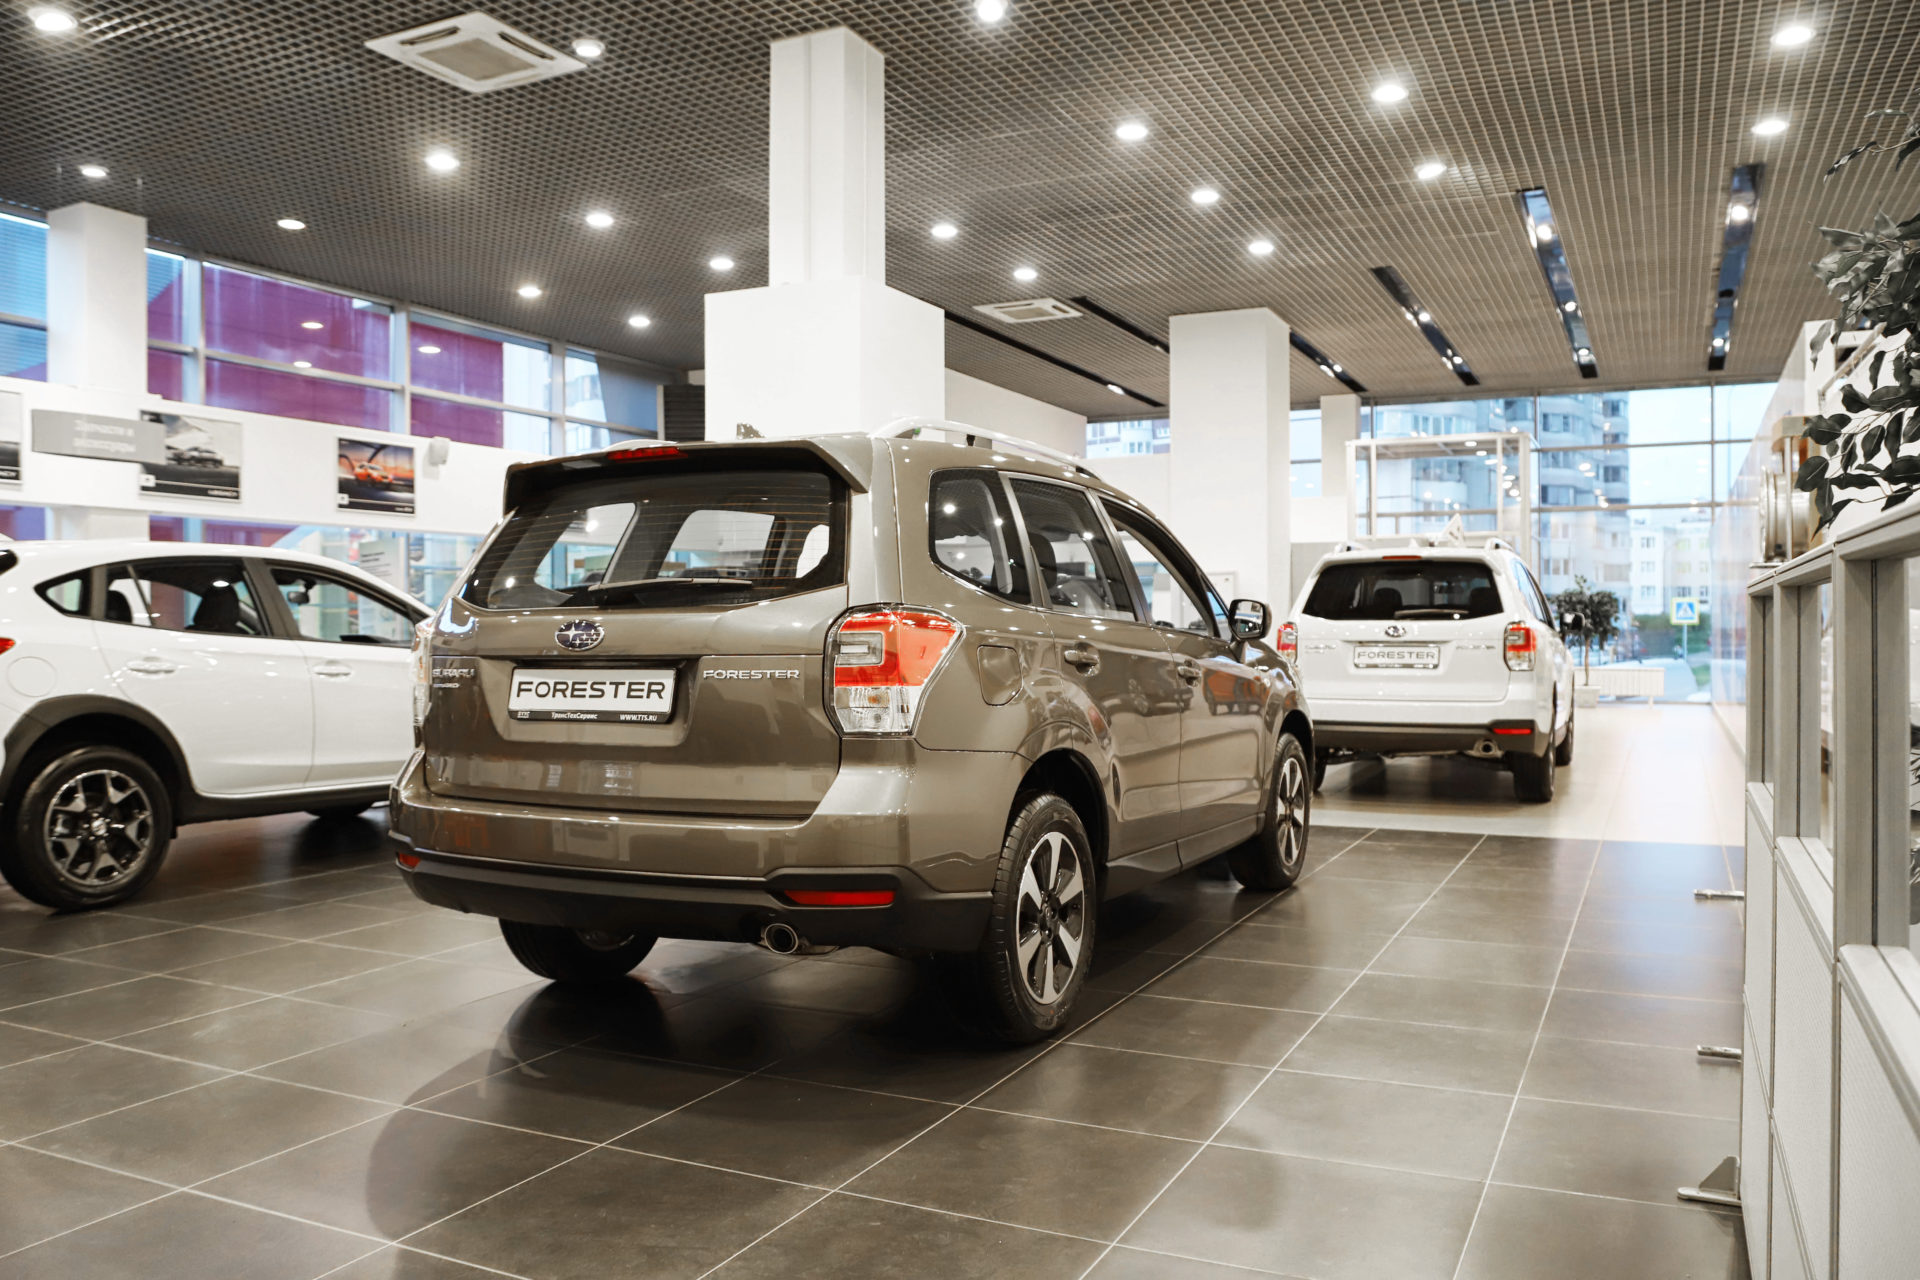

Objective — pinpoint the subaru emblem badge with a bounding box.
[1384,624,1406,638]
[555,619,604,652]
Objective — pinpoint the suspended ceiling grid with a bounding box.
[1,0,1914,419]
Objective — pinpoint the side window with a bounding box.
[273,568,417,645]
[1511,562,1550,622]
[1006,479,1136,620]
[37,571,91,618]
[114,559,266,636]
[928,470,1028,602]
[1104,503,1221,638]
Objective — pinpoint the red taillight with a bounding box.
[828,607,961,735]
[783,889,896,907]
[395,851,421,869]
[1492,726,1532,736]
[606,444,684,462]
[0,639,15,656]
[1277,621,1298,663]
[1503,621,1536,671]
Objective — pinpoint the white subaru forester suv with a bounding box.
[1282,538,1575,802]
[0,540,428,909]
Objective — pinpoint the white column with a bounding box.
[1317,393,1360,504]
[46,202,148,395]
[704,27,944,440]
[1167,308,1291,610]
[49,507,148,540]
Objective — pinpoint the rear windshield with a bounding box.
[463,468,845,610]
[1302,559,1505,621]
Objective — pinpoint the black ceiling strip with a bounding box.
[1707,163,1763,372]
[1288,332,1368,393]
[942,310,1165,408]
[1066,295,1171,353]
[1515,187,1598,379]
[1369,266,1479,387]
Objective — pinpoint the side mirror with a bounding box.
[1228,598,1270,642]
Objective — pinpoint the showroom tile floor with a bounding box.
[0,811,1750,1279]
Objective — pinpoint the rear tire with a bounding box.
[1228,732,1312,890]
[974,792,1096,1044]
[0,745,173,911]
[500,921,657,983]
[1511,749,1556,803]
[1553,712,1575,767]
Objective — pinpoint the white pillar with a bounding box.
[46,202,148,395]
[1167,308,1291,610]
[50,507,148,540]
[704,27,943,440]
[1318,392,1360,504]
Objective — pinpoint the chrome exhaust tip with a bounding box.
[759,922,802,955]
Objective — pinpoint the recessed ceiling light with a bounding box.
[572,38,604,59]
[1414,161,1447,181]
[416,345,441,355]
[1371,81,1409,104]
[709,255,735,271]
[1247,238,1275,256]
[1562,300,1577,312]
[1727,203,1751,224]
[293,360,313,369]
[627,313,651,329]
[1771,23,1813,47]
[276,217,306,231]
[1012,265,1038,282]
[300,320,324,330]
[1189,186,1220,205]
[29,7,76,32]
[1576,347,1593,359]
[516,284,543,299]
[1416,309,1432,323]
[424,148,460,172]
[930,221,959,240]
[1712,336,1726,348]
[975,0,1007,22]
[1106,383,1124,395]
[1752,117,1789,137]
[1533,223,1555,243]
[77,164,107,179]
[1115,121,1149,142]
[584,210,614,229]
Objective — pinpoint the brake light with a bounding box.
[0,638,15,656]
[827,607,961,735]
[396,851,421,869]
[1277,621,1298,663]
[606,444,684,462]
[1503,621,1536,671]
[410,619,433,728]
[783,889,896,907]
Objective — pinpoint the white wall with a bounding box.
[0,375,529,538]
[942,370,1087,459]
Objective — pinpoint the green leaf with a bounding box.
[1795,455,1830,490]
[1842,383,1869,413]
[1867,384,1912,409]
[1887,489,1915,509]
[1883,454,1920,483]
[1871,349,1888,384]
[1902,411,1920,444]
[1864,423,1888,460]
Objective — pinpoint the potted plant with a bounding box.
[1796,108,1920,529]
[1549,576,1621,705]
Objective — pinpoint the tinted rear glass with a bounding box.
[463,468,845,610]
[1303,559,1505,621]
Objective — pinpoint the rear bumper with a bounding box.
[1316,718,1548,757]
[395,840,991,952]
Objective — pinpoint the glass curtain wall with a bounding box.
[0,212,48,380]
[1290,409,1322,498]
[150,515,481,607]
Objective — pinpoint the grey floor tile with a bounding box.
[318,914,507,959]
[407,1146,821,1280]
[0,1191,372,1280]
[0,1043,227,1140]
[1422,885,1584,920]
[117,888,313,925]
[1461,837,1600,868]
[1220,1069,1513,1179]
[0,1144,169,1254]
[1084,945,1183,993]
[1401,904,1577,948]
[1123,1144,1481,1280]
[112,997,402,1070]
[30,1072,390,1184]
[1557,949,1743,1002]
[1370,935,1564,986]
[1352,828,1482,851]
[1521,1035,1740,1117]
[0,954,145,1011]
[1084,1247,1292,1279]
[711,1192,1106,1279]
[64,925,286,974]
[423,1045,736,1142]
[0,1019,84,1068]
[322,1247,503,1279]
[767,1017,1046,1103]
[1331,973,1550,1033]
[979,1041,1268,1140]
[1312,850,1460,885]
[1071,994,1319,1067]
[1146,955,1360,1013]
[1455,1184,1747,1280]
[1491,1097,1740,1204]
[1567,916,1744,960]
[849,1107,1196,1240]
[1541,988,1743,1051]
[580,992,854,1073]
[216,899,412,942]
[1285,1016,1536,1093]
[171,940,406,995]
[0,912,182,957]
[296,958,540,1020]
[1198,921,1392,970]
[3,974,264,1040]
[1440,864,1591,898]
[727,959,920,1018]
[619,1074,950,1184]
[259,1016,547,1106]
[620,941,795,1000]
[201,1108,582,1240]
[1574,895,1746,931]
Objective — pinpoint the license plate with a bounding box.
[507,668,676,723]
[1353,644,1440,669]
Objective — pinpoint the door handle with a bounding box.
[313,662,354,679]
[1062,644,1100,672]
[124,657,180,676]
[1176,663,1204,684]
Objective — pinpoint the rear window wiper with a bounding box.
[573,575,756,599]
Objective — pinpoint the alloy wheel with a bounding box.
[43,769,156,891]
[1274,755,1308,870]
[1014,829,1088,1005]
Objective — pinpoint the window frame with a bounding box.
[97,555,283,641]
[1002,474,1141,624]
[1100,496,1228,641]
[265,561,427,645]
[926,467,1032,605]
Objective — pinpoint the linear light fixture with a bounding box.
[1289,332,1367,393]
[943,310,1164,407]
[1708,163,1763,371]
[1370,267,1477,387]
[1067,296,1169,353]
[1515,187,1596,378]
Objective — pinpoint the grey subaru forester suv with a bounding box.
[393,423,1315,1041]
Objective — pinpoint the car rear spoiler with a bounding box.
[500,435,874,512]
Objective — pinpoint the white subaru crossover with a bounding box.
[0,540,428,909]
[1283,538,1575,802]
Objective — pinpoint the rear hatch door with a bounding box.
[1295,556,1512,704]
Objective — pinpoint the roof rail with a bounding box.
[875,417,1098,478]
[1483,536,1514,553]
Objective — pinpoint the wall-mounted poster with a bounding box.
[0,390,20,482]
[31,408,163,463]
[336,438,416,514]
[138,412,242,501]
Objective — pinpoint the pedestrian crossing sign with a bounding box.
[1670,599,1699,625]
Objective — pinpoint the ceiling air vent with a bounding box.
[366,13,585,94]
[971,298,1084,325]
